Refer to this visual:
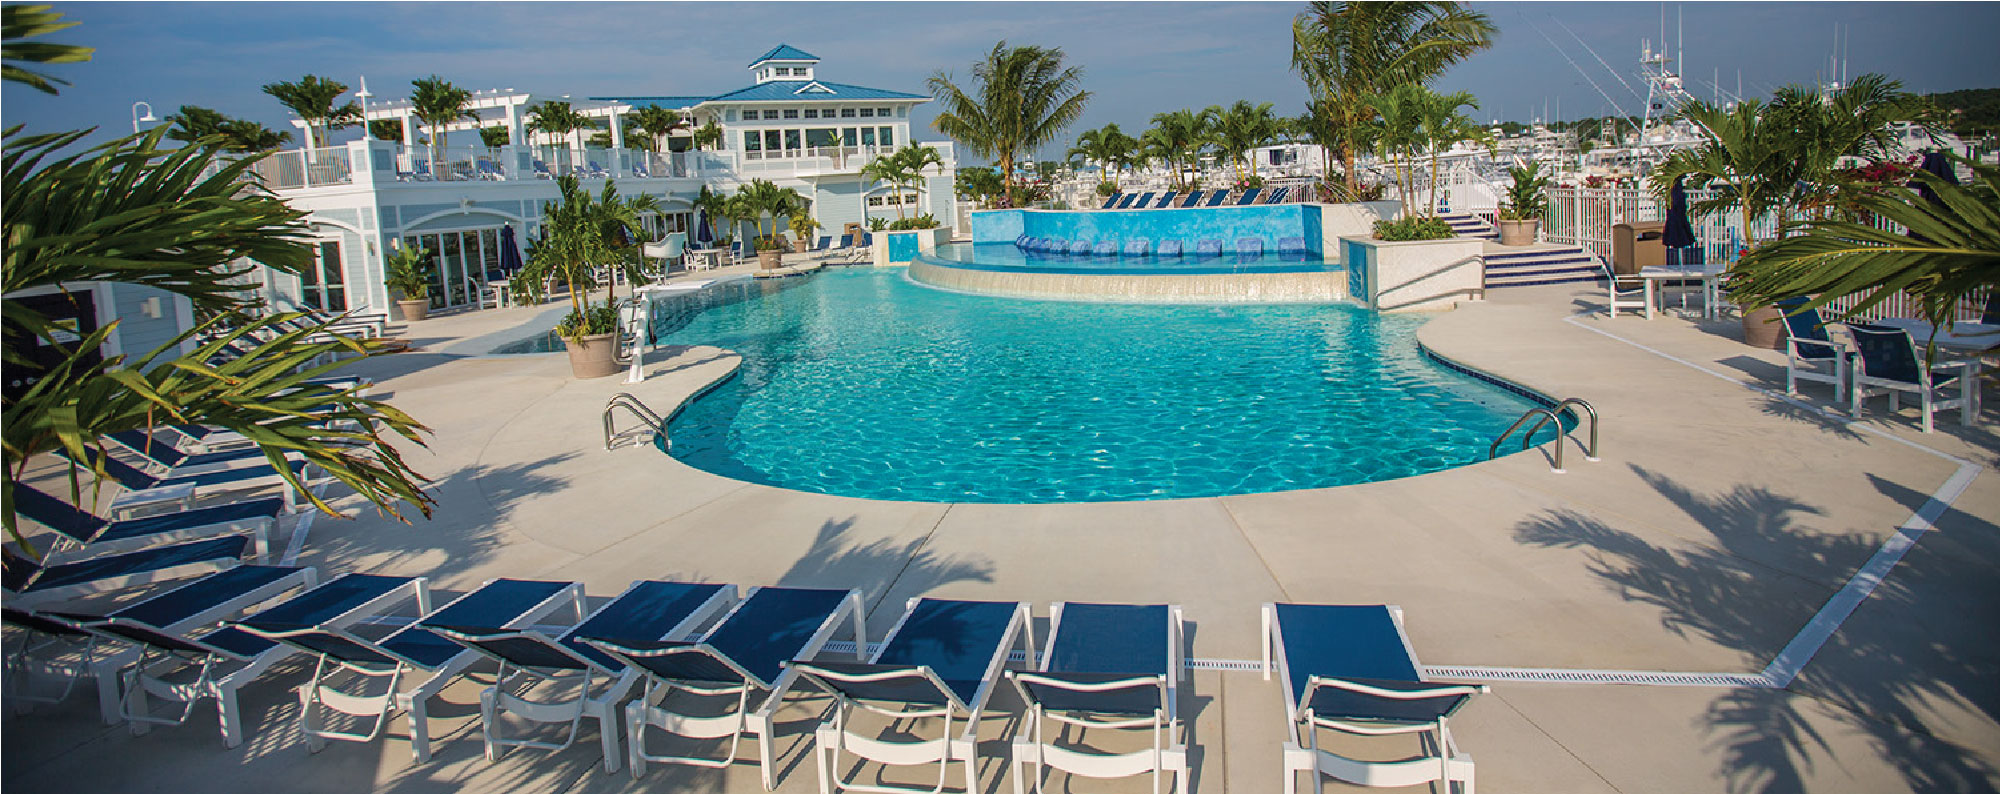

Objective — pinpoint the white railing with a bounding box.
[248,147,352,190]
[1394,166,1504,217]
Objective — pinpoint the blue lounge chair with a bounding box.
[1237,238,1265,258]
[1180,190,1206,208]
[1116,194,1140,209]
[475,159,505,180]
[5,564,314,722]
[63,445,313,515]
[239,577,584,762]
[1276,236,1309,257]
[796,598,1035,794]
[1157,240,1185,257]
[1205,191,1230,207]
[431,581,738,772]
[1776,297,1849,401]
[1130,192,1155,209]
[1092,241,1118,256]
[1100,193,1122,210]
[533,160,554,179]
[109,429,290,476]
[3,535,253,608]
[13,483,283,562]
[1153,191,1178,208]
[1068,239,1093,255]
[1263,603,1486,794]
[1847,323,1976,432]
[1195,239,1223,257]
[1124,238,1151,257]
[1264,186,1291,204]
[107,572,423,747]
[585,586,865,787]
[1236,187,1263,206]
[1009,602,1188,794]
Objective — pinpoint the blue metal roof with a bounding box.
[703,80,927,103]
[748,44,819,67]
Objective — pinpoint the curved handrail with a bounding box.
[603,392,667,451]
[1490,397,1600,474]
[1523,398,1600,462]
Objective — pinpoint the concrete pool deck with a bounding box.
[8,269,1997,794]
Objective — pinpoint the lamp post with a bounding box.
[131,101,157,133]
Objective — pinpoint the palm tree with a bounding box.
[1730,158,1999,340]
[889,144,945,217]
[1414,88,1479,216]
[1767,73,1926,220]
[1144,109,1212,191]
[690,184,727,242]
[928,41,1090,208]
[736,178,801,245]
[367,119,409,143]
[628,106,687,153]
[164,105,292,152]
[2,4,92,95]
[527,100,595,173]
[1290,1,1497,192]
[690,120,725,152]
[477,126,510,148]
[409,75,477,175]
[1211,100,1282,185]
[1367,83,1428,212]
[1067,123,1137,189]
[4,125,435,553]
[861,155,911,220]
[1649,99,1801,247]
[262,75,361,150]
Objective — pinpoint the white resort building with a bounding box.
[248,44,954,317]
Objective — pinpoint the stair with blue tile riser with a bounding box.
[1483,246,1603,289]
[1440,213,1499,241]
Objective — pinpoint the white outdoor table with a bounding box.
[1638,264,1723,320]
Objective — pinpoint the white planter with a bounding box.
[1339,236,1486,312]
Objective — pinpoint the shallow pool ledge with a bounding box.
[909,256,1347,303]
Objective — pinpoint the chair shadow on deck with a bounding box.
[1512,464,1999,793]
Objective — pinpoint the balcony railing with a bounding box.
[250,139,957,189]
[247,147,352,190]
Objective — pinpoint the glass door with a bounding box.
[303,239,348,312]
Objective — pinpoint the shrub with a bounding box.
[555,304,619,343]
[1498,161,1550,221]
[867,217,888,231]
[887,214,939,231]
[1095,181,1119,198]
[1372,215,1456,241]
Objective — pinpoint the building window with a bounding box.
[897,107,908,118]
[860,127,875,146]
[743,131,761,152]
[877,108,891,116]
[764,130,782,151]
[761,109,780,120]
[867,196,885,207]
[806,128,838,147]
[784,129,801,151]
[725,108,737,122]
[803,109,819,119]
[859,108,875,118]
[879,127,893,147]
[783,109,799,119]
[840,108,856,118]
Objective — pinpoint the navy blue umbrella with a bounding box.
[498,225,524,275]
[1912,151,1959,206]
[695,209,713,246]
[1662,175,1697,249]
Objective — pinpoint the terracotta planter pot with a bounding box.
[1740,305,1786,350]
[1497,219,1539,246]
[563,332,620,378]
[395,299,430,322]
[757,249,783,270]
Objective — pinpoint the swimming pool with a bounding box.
[925,243,1335,274]
[654,269,1543,503]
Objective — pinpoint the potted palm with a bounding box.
[513,175,652,378]
[790,207,821,250]
[383,244,435,321]
[1497,161,1548,246]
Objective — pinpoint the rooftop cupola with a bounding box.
[749,44,819,84]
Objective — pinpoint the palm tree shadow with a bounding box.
[1512,464,2000,792]
[301,453,578,584]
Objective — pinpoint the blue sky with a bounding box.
[7,2,1997,161]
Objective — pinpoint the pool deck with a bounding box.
[9,266,1998,794]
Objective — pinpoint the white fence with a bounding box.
[247,147,352,190]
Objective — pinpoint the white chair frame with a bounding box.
[1009,603,1188,794]
[1850,337,1977,433]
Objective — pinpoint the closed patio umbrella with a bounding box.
[1662,175,1697,264]
[695,209,713,246]
[1912,151,1959,206]
[498,225,524,275]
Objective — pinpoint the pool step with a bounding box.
[1484,246,1603,289]
[1439,213,1499,241]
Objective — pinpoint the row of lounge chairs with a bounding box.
[1098,186,1293,210]
[1016,234,1311,258]
[5,538,1485,794]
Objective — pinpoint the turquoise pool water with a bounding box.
[653,269,1543,503]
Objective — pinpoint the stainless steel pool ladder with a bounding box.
[603,393,668,451]
[1489,397,1599,473]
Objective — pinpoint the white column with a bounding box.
[400,114,415,147]
[610,111,626,149]
[504,102,522,146]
